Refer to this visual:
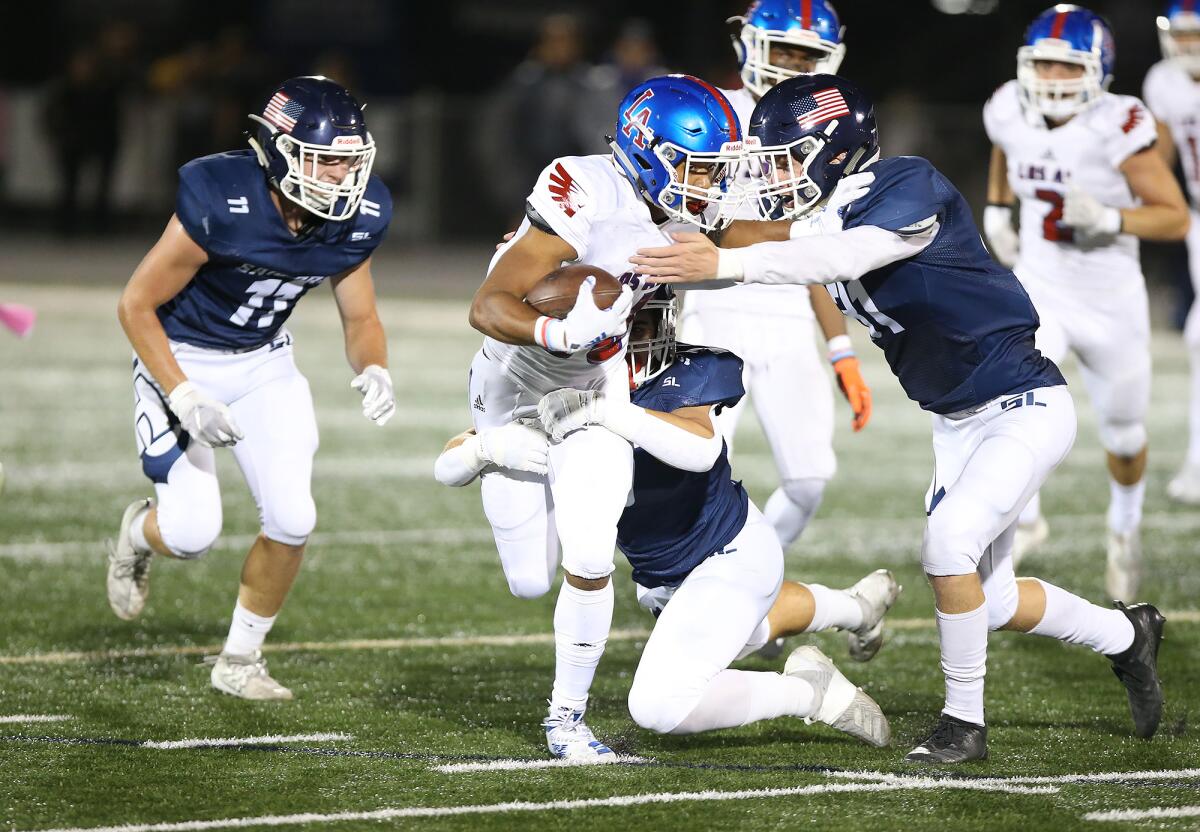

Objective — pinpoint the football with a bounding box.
[525,263,623,319]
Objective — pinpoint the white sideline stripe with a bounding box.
[141,733,351,750]
[1084,805,1200,822]
[12,780,1057,832]
[0,628,652,666]
[829,767,1200,786]
[435,755,648,772]
[0,714,71,723]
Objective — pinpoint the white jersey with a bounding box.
[683,86,814,320]
[1144,59,1200,207]
[983,80,1158,291]
[483,154,679,392]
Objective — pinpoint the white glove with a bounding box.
[535,278,634,353]
[350,364,396,426]
[476,421,550,475]
[168,381,243,448]
[537,388,604,443]
[1062,186,1122,239]
[791,171,877,237]
[983,204,1020,268]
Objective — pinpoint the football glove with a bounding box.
[535,278,634,353]
[537,388,604,443]
[350,364,396,426]
[477,421,550,475]
[168,381,244,448]
[983,204,1020,268]
[1062,186,1121,240]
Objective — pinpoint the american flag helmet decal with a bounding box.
[793,87,851,128]
[263,92,305,133]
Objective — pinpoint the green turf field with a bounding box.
[1,281,1197,832]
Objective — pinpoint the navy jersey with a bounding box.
[616,345,751,589]
[161,150,392,350]
[832,156,1064,414]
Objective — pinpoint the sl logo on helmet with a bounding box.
[621,89,655,149]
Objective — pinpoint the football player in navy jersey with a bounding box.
[629,74,1165,763]
[107,76,394,700]
[436,292,900,750]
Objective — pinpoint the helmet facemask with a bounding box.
[1159,13,1200,76]
[736,20,846,98]
[627,294,677,389]
[1016,42,1109,120]
[249,114,376,222]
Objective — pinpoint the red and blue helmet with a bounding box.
[1159,1,1200,74]
[1017,5,1115,120]
[247,76,376,222]
[732,0,847,98]
[746,73,878,220]
[610,74,746,230]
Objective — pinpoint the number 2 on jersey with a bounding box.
[1035,189,1074,243]
[229,279,306,329]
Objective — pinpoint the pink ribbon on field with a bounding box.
[0,303,36,338]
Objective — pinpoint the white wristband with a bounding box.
[1100,206,1122,236]
[533,316,566,352]
[826,335,853,354]
[715,247,746,282]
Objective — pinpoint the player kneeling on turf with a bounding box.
[437,290,898,748]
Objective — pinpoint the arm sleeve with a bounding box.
[737,224,937,286]
[523,158,596,261]
[602,402,724,473]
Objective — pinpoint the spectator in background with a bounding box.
[476,14,593,224]
[578,19,669,154]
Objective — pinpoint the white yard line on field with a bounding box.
[434,756,648,773]
[0,714,71,723]
[140,733,352,750]
[1084,805,1200,822]
[829,768,1200,787]
[11,779,1058,832]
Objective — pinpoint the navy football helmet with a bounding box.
[610,74,745,230]
[1159,1,1200,75]
[746,73,878,220]
[628,287,677,389]
[732,0,847,98]
[1017,6,1115,120]
[247,76,376,221]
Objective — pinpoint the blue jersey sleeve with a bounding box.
[339,175,393,261]
[175,157,248,260]
[175,162,219,255]
[843,156,943,235]
[633,346,745,413]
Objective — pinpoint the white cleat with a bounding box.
[1167,466,1200,505]
[845,569,901,662]
[542,705,616,764]
[208,651,294,701]
[1012,515,1049,569]
[785,645,891,747]
[1106,529,1142,603]
[105,498,154,621]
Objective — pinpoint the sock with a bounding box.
[550,580,614,711]
[802,584,865,633]
[936,604,988,727]
[670,669,817,734]
[1018,491,1041,527]
[764,478,825,548]
[1106,478,1146,535]
[1189,345,1200,467]
[1029,579,1135,655]
[129,506,152,554]
[223,600,277,656]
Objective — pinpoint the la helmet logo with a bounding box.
[621,89,655,150]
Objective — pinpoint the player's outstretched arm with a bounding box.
[468,226,579,344]
[1114,146,1190,241]
[333,258,395,426]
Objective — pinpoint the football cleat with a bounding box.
[1011,515,1048,569]
[542,705,617,763]
[846,569,901,662]
[905,713,988,764]
[785,645,890,747]
[105,498,155,621]
[1105,529,1142,603]
[1107,601,1165,739]
[208,651,294,701]
[1167,465,1200,505]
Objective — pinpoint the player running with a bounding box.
[107,76,395,699]
[438,291,898,749]
[629,73,1166,763]
[466,74,747,760]
[982,5,1189,596]
[682,0,872,561]
[1144,1,1200,504]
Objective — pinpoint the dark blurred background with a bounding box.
[0,0,1188,313]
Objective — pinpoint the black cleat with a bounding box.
[904,713,988,764]
[1106,601,1165,739]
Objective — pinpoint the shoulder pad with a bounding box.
[845,156,942,234]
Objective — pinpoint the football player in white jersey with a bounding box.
[466,74,747,761]
[1145,2,1200,504]
[682,0,872,561]
[983,5,1190,599]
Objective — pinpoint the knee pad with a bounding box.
[262,496,316,547]
[921,511,983,577]
[501,555,553,600]
[627,679,689,735]
[780,477,826,514]
[1098,420,1146,458]
[158,508,221,560]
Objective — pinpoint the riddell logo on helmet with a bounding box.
[331,136,364,147]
